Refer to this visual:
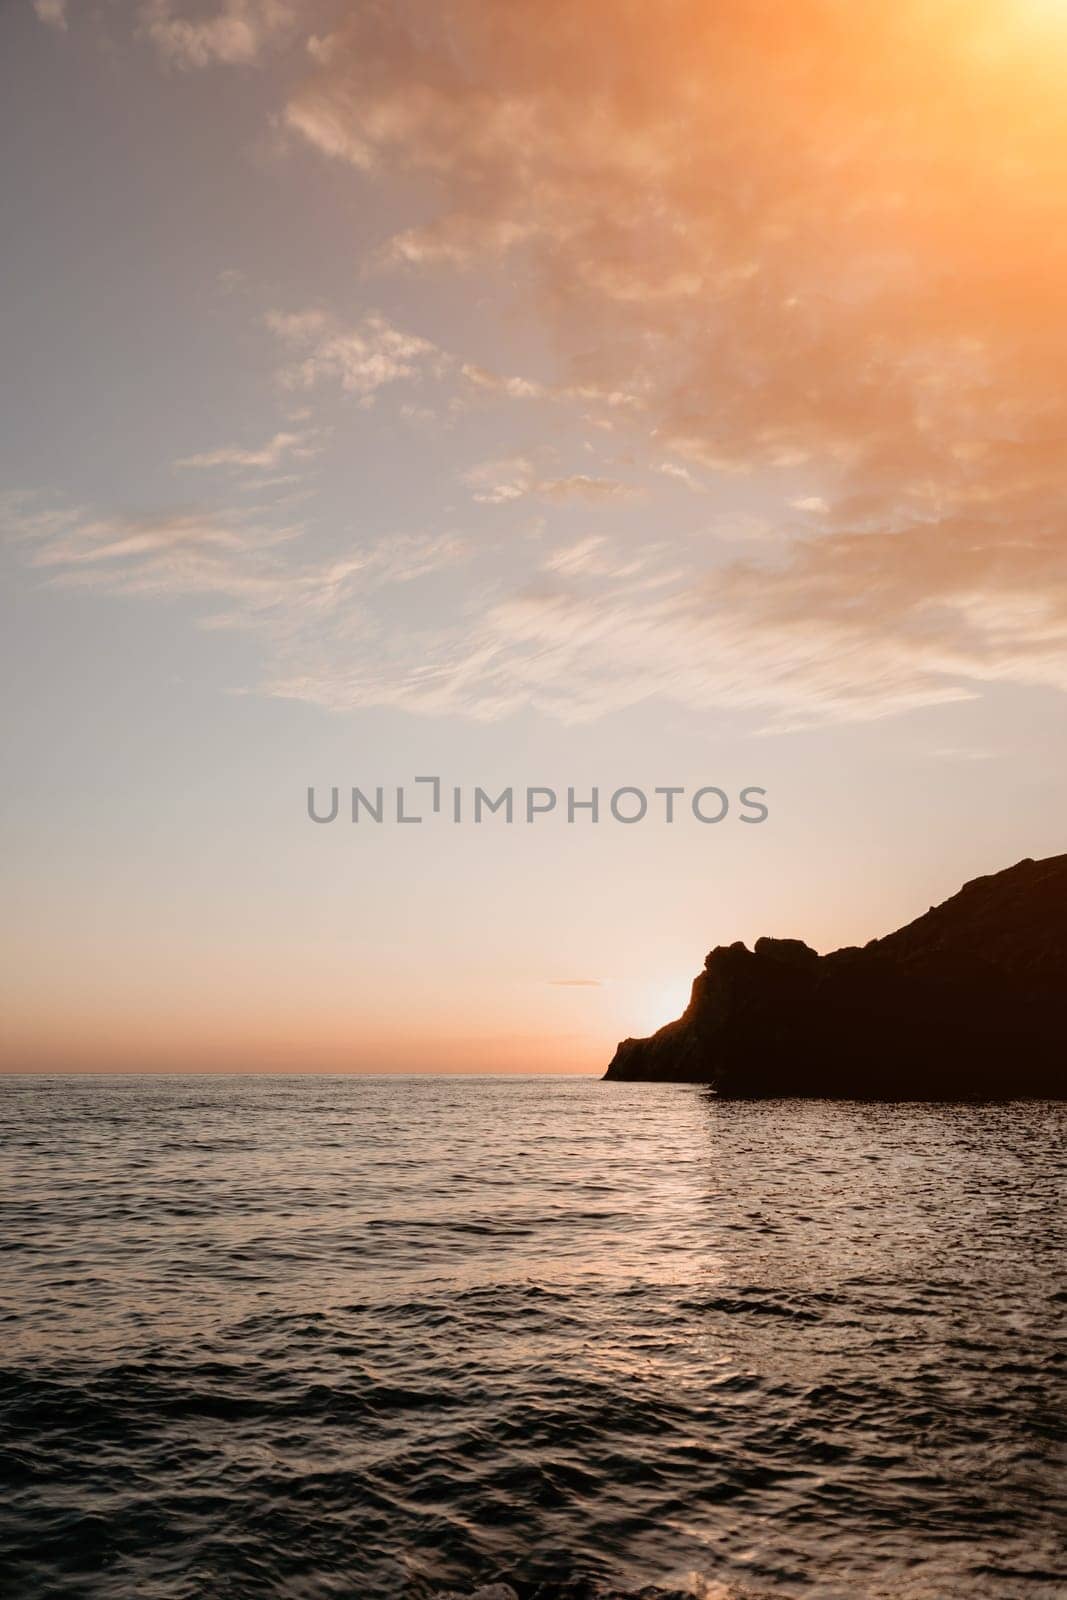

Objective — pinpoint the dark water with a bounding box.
[0,1077,1064,1600]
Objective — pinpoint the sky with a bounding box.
[2,0,1065,1073]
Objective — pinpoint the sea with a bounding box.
[0,1075,1063,1600]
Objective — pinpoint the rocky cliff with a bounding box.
[604,855,1067,1096]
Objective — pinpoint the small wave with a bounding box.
[2,1078,1063,1600]
[433,1578,774,1600]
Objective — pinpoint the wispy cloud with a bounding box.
[539,475,641,504]
[32,0,67,32]
[20,0,1067,734]
[654,462,707,493]
[542,536,667,582]
[267,309,442,401]
[377,215,538,271]
[176,429,322,472]
[3,495,469,678]
[139,0,294,69]
[269,0,1067,725]
[7,478,1065,729]
[460,363,642,416]
[462,458,639,506]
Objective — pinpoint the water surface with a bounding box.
[0,1076,1063,1598]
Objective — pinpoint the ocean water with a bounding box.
[0,1077,1063,1600]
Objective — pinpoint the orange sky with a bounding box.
[2,0,1065,1071]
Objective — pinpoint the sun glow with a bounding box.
[628,976,694,1040]
[997,0,1067,44]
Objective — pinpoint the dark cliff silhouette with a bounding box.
[604,854,1067,1096]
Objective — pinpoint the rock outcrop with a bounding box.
[604,854,1067,1096]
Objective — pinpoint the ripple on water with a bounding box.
[0,1076,1064,1599]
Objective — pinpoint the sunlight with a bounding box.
[628,975,694,1039]
[1002,0,1067,40]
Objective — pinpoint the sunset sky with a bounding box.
[2,0,1065,1072]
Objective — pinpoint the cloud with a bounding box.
[460,362,642,414]
[7,475,1065,729]
[32,0,67,31]
[270,491,1066,727]
[267,0,1067,723]
[542,536,665,582]
[378,215,538,271]
[139,0,294,68]
[655,462,706,493]
[3,496,468,673]
[461,456,534,505]
[176,430,322,471]
[393,510,1062,731]
[539,475,640,504]
[267,308,441,400]
[461,458,638,506]
[16,1,1067,733]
